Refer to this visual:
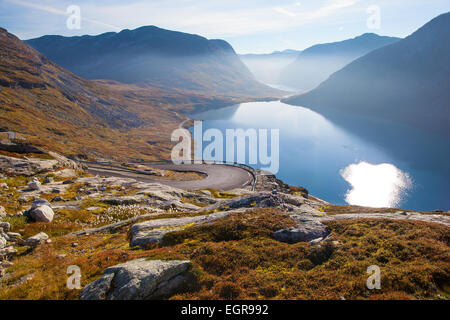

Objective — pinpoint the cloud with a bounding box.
[5,0,359,38]
[6,0,121,31]
[274,7,297,17]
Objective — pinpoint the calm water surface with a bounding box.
[191,100,450,211]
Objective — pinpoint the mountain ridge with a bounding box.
[0,27,183,160]
[283,12,450,137]
[26,26,281,97]
[279,33,401,92]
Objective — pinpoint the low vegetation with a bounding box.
[1,208,448,300]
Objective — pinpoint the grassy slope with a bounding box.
[0,28,274,161]
[0,208,448,300]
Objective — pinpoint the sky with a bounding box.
[1,0,449,54]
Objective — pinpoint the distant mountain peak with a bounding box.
[26,25,280,96]
[283,11,450,137]
[279,33,400,91]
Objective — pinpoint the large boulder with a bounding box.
[24,199,54,222]
[25,232,49,248]
[274,221,330,244]
[79,259,192,300]
[29,205,54,222]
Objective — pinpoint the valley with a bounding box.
[0,5,449,302]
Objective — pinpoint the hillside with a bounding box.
[26,26,281,97]
[240,49,301,86]
[283,12,450,137]
[0,27,184,160]
[279,33,400,92]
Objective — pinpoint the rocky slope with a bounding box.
[1,28,272,161]
[0,150,448,300]
[0,28,188,160]
[26,26,282,98]
[283,12,450,137]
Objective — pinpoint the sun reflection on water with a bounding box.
[340,161,412,208]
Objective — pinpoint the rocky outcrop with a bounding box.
[129,211,231,248]
[318,212,450,227]
[0,222,10,232]
[0,140,44,152]
[0,151,81,176]
[79,259,192,300]
[0,246,17,259]
[200,192,283,212]
[274,221,330,244]
[25,232,49,248]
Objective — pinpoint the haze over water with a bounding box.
[192,100,450,211]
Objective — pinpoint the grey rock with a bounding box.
[309,237,325,245]
[32,198,51,209]
[0,182,7,189]
[0,246,17,258]
[201,192,282,212]
[27,179,42,191]
[0,236,6,249]
[25,232,49,248]
[6,232,21,239]
[52,196,63,202]
[130,211,230,248]
[101,196,146,206]
[199,190,212,196]
[0,151,81,177]
[0,206,6,218]
[43,176,54,184]
[318,212,450,227]
[1,231,10,241]
[79,259,192,300]
[0,222,10,232]
[274,222,330,244]
[29,205,54,222]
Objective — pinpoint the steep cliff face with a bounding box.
[26,26,281,97]
[283,12,450,137]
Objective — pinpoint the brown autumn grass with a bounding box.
[1,208,448,300]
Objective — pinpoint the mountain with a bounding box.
[26,26,281,97]
[0,27,185,160]
[239,49,301,87]
[279,33,400,92]
[283,12,450,137]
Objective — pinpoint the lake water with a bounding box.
[191,100,450,211]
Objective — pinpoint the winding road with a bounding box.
[87,162,255,191]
